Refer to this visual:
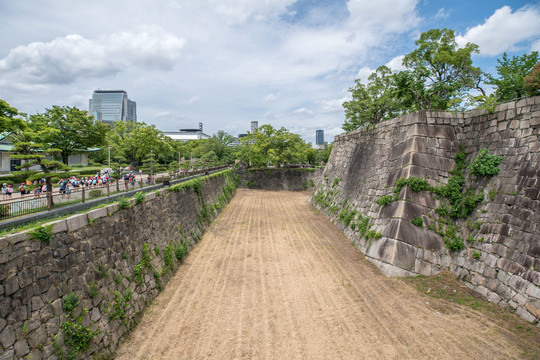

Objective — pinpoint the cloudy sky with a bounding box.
[1,1,539,144]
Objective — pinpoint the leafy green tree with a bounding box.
[523,61,540,97]
[30,106,109,165]
[238,125,310,167]
[203,130,236,163]
[399,28,481,111]
[0,99,26,133]
[107,121,170,168]
[10,117,69,207]
[343,66,401,131]
[488,52,539,102]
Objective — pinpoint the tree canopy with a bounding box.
[343,66,402,131]
[29,106,109,165]
[238,124,312,167]
[488,51,539,102]
[342,28,540,132]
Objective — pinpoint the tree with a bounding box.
[400,28,481,111]
[488,52,539,102]
[238,125,310,167]
[0,99,26,133]
[9,117,69,207]
[202,130,236,163]
[523,61,540,97]
[30,106,109,165]
[342,66,401,131]
[107,121,170,168]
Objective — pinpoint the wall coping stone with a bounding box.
[87,207,108,223]
[65,213,88,232]
[145,192,156,201]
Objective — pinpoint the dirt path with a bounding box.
[115,189,533,360]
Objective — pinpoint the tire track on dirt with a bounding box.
[274,192,378,359]
[280,193,405,359]
[120,192,250,359]
[185,192,254,359]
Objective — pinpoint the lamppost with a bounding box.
[108,145,111,170]
[178,151,181,174]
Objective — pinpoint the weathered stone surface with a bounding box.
[0,325,15,348]
[66,213,88,232]
[87,207,108,223]
[366,238,416,271]
[0,171,236,359]
[312,96,540,323]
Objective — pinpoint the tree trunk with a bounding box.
[46,177,54,208]
[62,153,69,166]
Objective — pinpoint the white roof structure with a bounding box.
[163,130,210,141]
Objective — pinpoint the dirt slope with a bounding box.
[115,189,534,360]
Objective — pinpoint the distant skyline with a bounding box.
[1,1,539,145]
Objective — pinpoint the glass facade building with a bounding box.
[315,130,324,146]
[89,90,137,125]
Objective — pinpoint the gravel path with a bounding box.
[115,189,529,359]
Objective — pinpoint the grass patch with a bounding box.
[402,271,540,359]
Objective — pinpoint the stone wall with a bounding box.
[0,170,238,359]
[235,167,323,191]
[311,96,540,323]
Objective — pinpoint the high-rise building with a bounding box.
[251,121,258,133]
[89,90,137,125]
[316,130,324,146]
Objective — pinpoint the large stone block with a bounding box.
[366,237,416,271]
[383,218,444,251]
[87,207,108,223]
[66,214,88,232]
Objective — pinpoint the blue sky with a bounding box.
[1,1,539,144]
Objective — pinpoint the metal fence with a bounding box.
[0,166,227,221]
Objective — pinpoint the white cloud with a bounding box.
[187,96,201,105]
[435,8,449,20]
[207,0,296,24]
[0,26,185,85]
[456,5,540,56]
[354,55,405,83]
[293,107,314,117]
[264,93,279,102]
[317,97,350,114]
[347,0,420,33]
[154,111,171,119]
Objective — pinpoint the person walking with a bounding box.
[2,183,8,200]
[59,178,67,199]
[19,183,26,198]
[66,181,72,200]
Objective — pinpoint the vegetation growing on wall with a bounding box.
[377,147,502,251]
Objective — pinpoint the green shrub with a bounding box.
[87,283,99,299]
[63,293,79,314]
[60,310,100,359]
[411,215,423,228]
[134,191,145,203]
[175,243,187,261]
[469,148,502,176]
[377,195,394,206]
[117,196,130,209]
[109,289,132,320]
[29,224,53,245]
[164,244,175,268]
[472,251,481,260]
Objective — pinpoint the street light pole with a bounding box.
[108,145,111,170]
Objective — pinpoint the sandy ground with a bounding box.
[115,189,531,360]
